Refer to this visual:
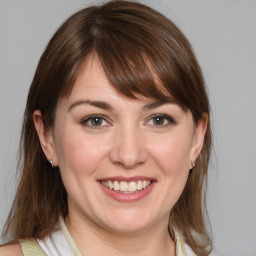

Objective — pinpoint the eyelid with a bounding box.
[81,114,111,128]
[145,114,176,127]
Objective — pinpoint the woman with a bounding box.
[0,0,213,255]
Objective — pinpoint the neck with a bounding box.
[65,214,176,256]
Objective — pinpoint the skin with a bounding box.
[7,53,206,256]
[0,245,23,256]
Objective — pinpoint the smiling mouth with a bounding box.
[100,180,152,193]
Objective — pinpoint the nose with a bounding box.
[109,125,147,169]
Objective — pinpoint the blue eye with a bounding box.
[82,115,109,128]
[147,114,175,127]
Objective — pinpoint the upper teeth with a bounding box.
[101,180,151,193]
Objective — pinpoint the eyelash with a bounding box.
[81,115,110,129]
[81,114,175,129]
[146,114,175,128]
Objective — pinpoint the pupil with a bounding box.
[92,118,102,126]
[154,117,164,125]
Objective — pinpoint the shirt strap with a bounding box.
[172,225,187,256]
[59,217,83,256]
[20,239,47,256]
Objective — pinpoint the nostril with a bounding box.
[108,135,147,168]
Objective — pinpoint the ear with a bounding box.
[33,110,58,167]
[190,113,208,168]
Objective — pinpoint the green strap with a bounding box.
[20,239,47,256]
[59,217,83,256]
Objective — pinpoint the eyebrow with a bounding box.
[142,99,177,110]
[68,100,113,112]
[68,99,177,112]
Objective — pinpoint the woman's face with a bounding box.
[36,54,206,234]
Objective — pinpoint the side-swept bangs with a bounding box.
[94,3,209,122]
[32,0,209,127]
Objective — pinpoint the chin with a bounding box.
[97,209,157,234]
[105,221,149,234]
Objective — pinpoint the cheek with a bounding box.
[54,128,108,177]
[148,132,193,176]
[151,134,193,207]
[142,133,193,216]
[53,129,111,208]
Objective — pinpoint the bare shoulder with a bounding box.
[0,244,23,256]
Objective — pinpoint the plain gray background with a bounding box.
[0,0,255,255]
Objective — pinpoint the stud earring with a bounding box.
[189,160,196,174]
[49,159,54,168]
[191,160,196,168]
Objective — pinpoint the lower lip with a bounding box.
[98,181,156,202]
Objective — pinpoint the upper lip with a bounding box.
[97,176,156,182]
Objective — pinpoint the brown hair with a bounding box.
[2,1,212,255]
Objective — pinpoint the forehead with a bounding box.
[56,54,189,119]
[75,53,111,88]
[67,53,120,100]
[66,52,181,106]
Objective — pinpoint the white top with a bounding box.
[36,217,196,256]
